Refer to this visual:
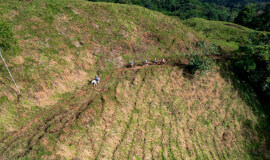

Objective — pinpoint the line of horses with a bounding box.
[127,59,167,68]
[90,59,167,87]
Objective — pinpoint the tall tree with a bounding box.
[234,4,256,27]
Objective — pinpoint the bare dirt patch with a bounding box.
[4,10,19,20]
[225,24,243,30]
[12,56,24,65]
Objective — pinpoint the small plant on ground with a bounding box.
[197,40,205,50]
[209,43,220,55]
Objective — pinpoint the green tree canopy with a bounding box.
[234,4,256,26]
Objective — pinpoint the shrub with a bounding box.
[188,54,214,74]
[197,40,205,50]
[209,43,220,55]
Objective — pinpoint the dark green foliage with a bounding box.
[235,3,270,31]
[188,54,214,74]
[209,43,220,55]
[189,55,204,74]
[252,3,270,31]
[0,21,16,51]
[232,32,270,107]
[202,0,268,6]
[234,4,256,26]
[0,96,8,105]
[197,40,205,50]
[186,41,216,75]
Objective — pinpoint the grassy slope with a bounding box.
[0,0,201,132]
[0,0,269,159]
[2,65,268,159]
[183,18,260,53]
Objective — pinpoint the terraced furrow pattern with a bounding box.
[0,65,266,159]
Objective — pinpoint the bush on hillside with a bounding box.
[188,54,214,74]
[197,41,205,50]
[209,43,220,55]
[198,41,220,55]
[0,21,16,51]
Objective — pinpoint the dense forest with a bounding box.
[202,0,268,5]
[235,3,270,31]
[89,0,270,31]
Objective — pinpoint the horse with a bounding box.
[91,80,98,87]
[91,78,100,87]
[152,60,157,65]
[142,61,148,66]
[91,79,98,87]
[157,59,166,65]
[127,63,134,68]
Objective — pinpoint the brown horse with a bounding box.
[142,61,148,66]
[157,60,166,65]
[127,63,135,68]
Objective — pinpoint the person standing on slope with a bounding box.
[153,58,157,64]
[95,75,100,84]
[130,60,134,67]
[144,59,148,65]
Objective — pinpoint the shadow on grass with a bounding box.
[219,62,270,160]
[87,80,92,85]
[171,61,195,79]
[182,65,196,79]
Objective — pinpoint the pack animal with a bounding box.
[91,77,100,87]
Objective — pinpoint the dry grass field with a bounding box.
[0,0,269,159]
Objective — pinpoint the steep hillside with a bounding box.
[0,0,201,130]
[1,64,269,159]
[0,0,269,159]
